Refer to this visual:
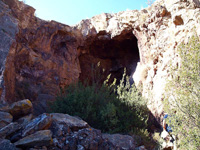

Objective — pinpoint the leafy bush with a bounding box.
[50,69,149,134]
[164,34,200,149]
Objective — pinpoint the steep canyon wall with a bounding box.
[0,0,200,119]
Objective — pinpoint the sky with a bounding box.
[20,0,153,26]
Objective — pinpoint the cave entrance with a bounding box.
[78,30,140,84]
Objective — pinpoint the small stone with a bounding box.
[77,144,85,150]
[14,130,52,148]
[53,138,59,146]
[0,139,17,150]
[0,122,21,138]
[22,113,52,137]
[0,111,13,129]
[135,145,147,150]
[9,99,33,119]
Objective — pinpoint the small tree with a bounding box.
[165,34,200,149]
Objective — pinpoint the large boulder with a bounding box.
[51,113,89,131]
[22,113,52,137]
[9,99,33,119]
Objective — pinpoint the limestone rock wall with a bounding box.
[75,0,200,119]
[0,0,200,119]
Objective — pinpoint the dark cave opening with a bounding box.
[78,30,140,84]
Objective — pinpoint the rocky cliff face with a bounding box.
[0,0,200,119]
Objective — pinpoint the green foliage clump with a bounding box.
[50,69,149,134]
[165,34,200,150]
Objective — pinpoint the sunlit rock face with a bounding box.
[1,0,200,120]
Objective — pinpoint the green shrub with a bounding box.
[50,69,149,134]
[164,34,200,150]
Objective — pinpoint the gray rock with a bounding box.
[102,133,136,150]
[16,114,33,127]
[29,146,47,150]
[14,130,52,148]
[66,136,77,150]
[0,122,21,138]
[0,139,17,150]
[135,145,147,150]
[77,144,85,150]
[77,128,102,150]
[22,113,52,137]
[0,111,13,129]
[50,121,71,137]
[0,105,10,112]
[51,113,89,131]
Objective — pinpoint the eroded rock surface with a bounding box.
[0,0,200,121]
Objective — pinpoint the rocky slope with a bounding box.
[0,99,138,150]
[0,0,200,121]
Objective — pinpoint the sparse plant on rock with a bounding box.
[49,65,149,135]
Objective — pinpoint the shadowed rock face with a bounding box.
[79,30,140,84]
[0,0,18,102]
[4,21,81,114]
[1,0,81,114]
